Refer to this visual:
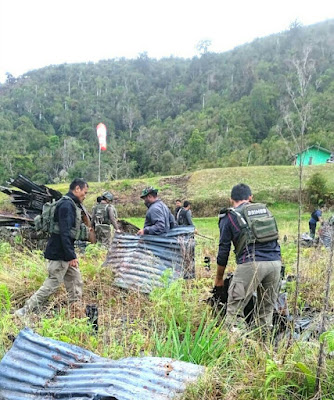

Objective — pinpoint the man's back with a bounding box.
[177,208,193,226]
[144,199,175,235]
[217,203,281,266]
[92,203,110,225]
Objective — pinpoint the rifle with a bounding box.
[80,203,97,244]
[195,232,214,241]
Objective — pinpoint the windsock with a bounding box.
[96,123,107,151]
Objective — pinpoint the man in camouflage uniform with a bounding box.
[92,191,119,247]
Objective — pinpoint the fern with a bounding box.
[320,329,334,352]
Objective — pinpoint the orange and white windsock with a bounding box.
[96,123,107,151]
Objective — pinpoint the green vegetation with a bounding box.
[1,164,333,218]
[0,200,334,398]
[0,20,334,184]
[306,172,333,206]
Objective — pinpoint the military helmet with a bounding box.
[140,186,158,198]
[102,191,113,201]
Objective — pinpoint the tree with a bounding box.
[196,39,212,55]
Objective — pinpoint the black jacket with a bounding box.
[44,191,80,261]
[216,203,281,267]
[177,208,194,226]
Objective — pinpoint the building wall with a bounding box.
[296,148,331,166]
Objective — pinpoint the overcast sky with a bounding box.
[0,0,333,83]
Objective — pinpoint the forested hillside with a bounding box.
[0,20,334,184]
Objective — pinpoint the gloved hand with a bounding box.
[206,285,227,307]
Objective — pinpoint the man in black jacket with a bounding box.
[176,201,194,226]
[214,183,281,333]
[174,199,182,220]
[15,178,89,316]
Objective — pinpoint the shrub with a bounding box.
[306,172,328,206]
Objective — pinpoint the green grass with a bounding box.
[0,195,334,398]
[187,164,334,201]
[1,164,333,217]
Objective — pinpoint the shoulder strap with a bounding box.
[218,207,231,220]
[58,195,77,209]
[176,207,183,222]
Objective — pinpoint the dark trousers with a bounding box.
[309,221,316,239]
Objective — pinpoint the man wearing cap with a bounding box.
[92,191,119,247]
[137,187,175,235]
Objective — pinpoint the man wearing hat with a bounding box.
[92,191,119,247]
[137,187,175,235]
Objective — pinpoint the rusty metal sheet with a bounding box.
[0,328,205,400]
[103,226,195,293]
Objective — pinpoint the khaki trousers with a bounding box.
[226,260,281,329]
[25,260,83,311]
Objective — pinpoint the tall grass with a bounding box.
[154,312,229,366]
[0,209,334,398]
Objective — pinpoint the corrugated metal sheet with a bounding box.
[103,226,196,293]
[0,328,205,400]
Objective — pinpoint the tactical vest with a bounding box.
[219,202,279,258]
[93,203,117,225]
[34,196,89,241]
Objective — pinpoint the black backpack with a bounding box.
[177,208,188,225]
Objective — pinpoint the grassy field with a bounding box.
[0,205,334,398]
[0,165,334,398]
[1,164,333,217]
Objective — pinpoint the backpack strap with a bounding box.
[53,195,82,240]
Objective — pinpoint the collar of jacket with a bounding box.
[66,191,81,205]
[147,198,161,208]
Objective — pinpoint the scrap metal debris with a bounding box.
[0,328,205,400]
[0,174,62,224]
[103,226,196,293]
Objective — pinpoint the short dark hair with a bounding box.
[176,199,181,203]
[69,178,88,191]
[183,200,191,208]
[97,196,102,203]
[231,183,252,201]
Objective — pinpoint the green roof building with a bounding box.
[295,145,332,166]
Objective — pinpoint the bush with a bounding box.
[306,172,328,206]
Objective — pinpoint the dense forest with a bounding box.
[0,20,334,184]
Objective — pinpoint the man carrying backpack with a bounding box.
[176,201,194,226]
[214,183,281,334]
[309,205,324,239]
[15,178,90,317]
[92,191,119,247]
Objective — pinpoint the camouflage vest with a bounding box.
[93,203,117,225]
[34,196,89,240]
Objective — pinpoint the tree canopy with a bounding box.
[0,20,333,184]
